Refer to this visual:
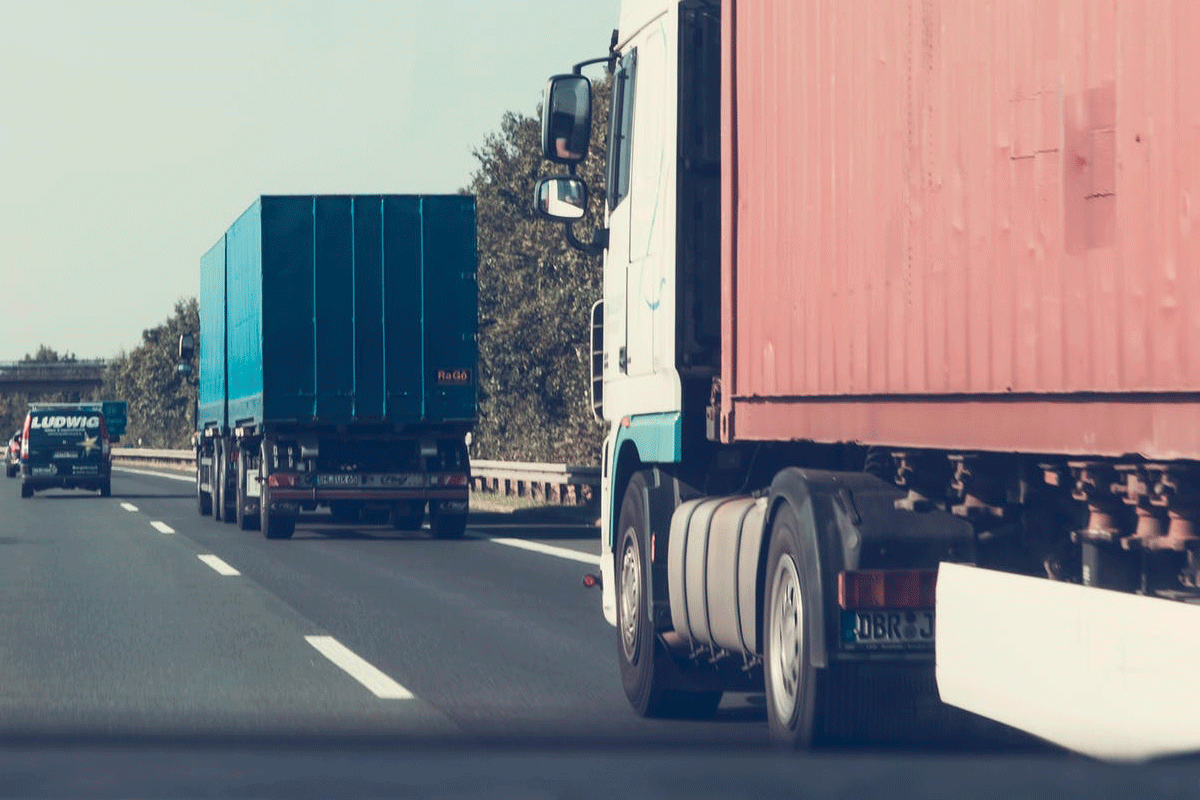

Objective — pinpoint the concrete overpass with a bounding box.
[0,360,107,396]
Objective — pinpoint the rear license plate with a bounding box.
[316,474,361,486]
[54,451,78,459]
[841,609,934,650]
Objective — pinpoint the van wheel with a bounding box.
[20,481,33,499]
[5,464,15,479]
[99,481,111,498]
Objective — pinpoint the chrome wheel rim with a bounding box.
[619,531,641,662]
[768,553,803,722]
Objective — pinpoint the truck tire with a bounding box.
[196,458,211,516]
[5,464,15,479]
[236,448,255,531]
[99,480,111,498]
[261,507,295,540]
[616,470,721,719]
[390,501,425,531]
[429,501,466,539]
[259,440,295,540]
[213,441,225,523]
[219,443,236,524]
[763,503,826,748]
[20,481,32,499]
[330,501,362,525]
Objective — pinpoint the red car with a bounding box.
[5,431,19,478]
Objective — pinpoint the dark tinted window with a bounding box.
[606,50,637,210]
[25,410,106,448]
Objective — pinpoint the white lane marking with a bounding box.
[114,466,193,483]
[198,554,240,576]
[472,534,601,566]
[150,521,175,534]
[120,502,139,512]
[305,635,413,700]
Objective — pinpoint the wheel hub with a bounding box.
[769,554,803,721]
[620,533,641,661]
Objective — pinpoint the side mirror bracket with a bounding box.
[565,223,608,257]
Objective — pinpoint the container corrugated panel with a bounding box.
[721,0,1200,459]
[197,236,226,431]
[219,195,477,429]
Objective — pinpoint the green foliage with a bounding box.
[21,345,77,363]
[466,79,611,465]
[101,298,199,448]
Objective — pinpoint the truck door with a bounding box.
[609,18,672,383]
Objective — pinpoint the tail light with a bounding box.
[441,474,468,487]
[268,473,298,488]
[100,417,111,459]
[20,415,30,459]
[838,569,937,609]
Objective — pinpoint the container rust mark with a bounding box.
[1064,81,1117,254]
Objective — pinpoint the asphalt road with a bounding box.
[1,467,1198,798]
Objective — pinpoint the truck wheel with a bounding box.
[236,448,255,531]
[330,501,362,524]
[390,501,425,531]
[196,457,212,516]
[20,481,33,499]
[616,470,720,719]
[220,444,236,524]
[213,442,225,522]
[429,501,466,539]
[259,440,295,540]
[763,504,825,748]
[99,480,111,498]
[262,508,295,540]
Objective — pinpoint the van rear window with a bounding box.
[26,412,105,444]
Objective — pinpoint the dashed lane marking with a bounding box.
[471,534,601,566]
[305,635,414,700]
[198,554,240,576]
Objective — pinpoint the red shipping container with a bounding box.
[720,0,1200,460]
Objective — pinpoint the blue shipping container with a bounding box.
[197,195,477,431]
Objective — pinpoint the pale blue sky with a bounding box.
[0,0,618,360]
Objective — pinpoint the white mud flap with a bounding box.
[936,562,1200,762]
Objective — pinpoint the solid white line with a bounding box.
[474,535,601,566]
[197,554,241,576]
[150,521,175,534]
[114,466,194,483]
[305,635,413,700]
[120,502,139,512]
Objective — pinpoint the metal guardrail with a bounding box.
[111,449,600,507]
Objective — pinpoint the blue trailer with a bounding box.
[194,195,477,539]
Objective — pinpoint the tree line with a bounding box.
[1,88,610,464]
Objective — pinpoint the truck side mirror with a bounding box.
[178,333,195,361]
[541,74,592,164]
[534,177,588,221]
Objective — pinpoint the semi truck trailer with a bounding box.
[535,0,1200,759]
[189,195,477,540]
